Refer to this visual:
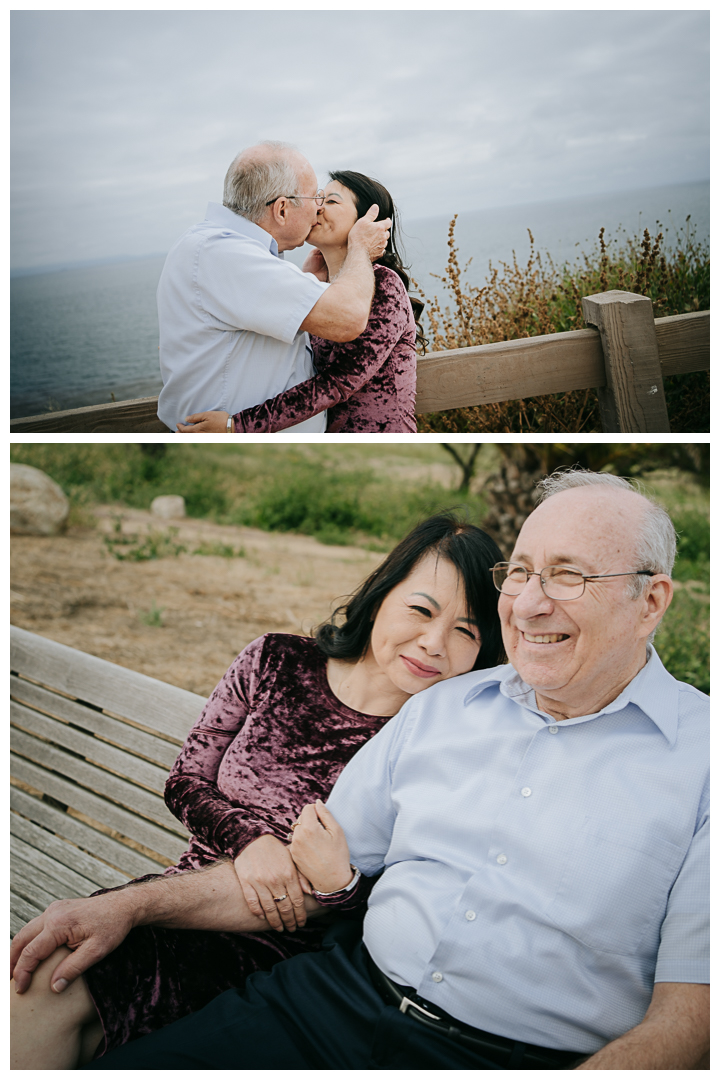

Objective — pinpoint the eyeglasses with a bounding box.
[265,192,325,207]
[491,562,655,601]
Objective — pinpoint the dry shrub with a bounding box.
[416,215,709,433]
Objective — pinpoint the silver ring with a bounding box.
[272,894,288,903]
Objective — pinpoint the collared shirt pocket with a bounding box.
[544,817,686,955]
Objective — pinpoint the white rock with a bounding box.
[11,463,70,535]
[151,495,186,519]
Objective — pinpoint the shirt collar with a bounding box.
[463,646,678,744]
[205,202,280,257]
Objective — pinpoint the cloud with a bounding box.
[11,9,709,269]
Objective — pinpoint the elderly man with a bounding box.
[11,471,708,1070]
[156,141,389,433]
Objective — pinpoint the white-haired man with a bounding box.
[156,141,389,433]
[11,471,708,1069]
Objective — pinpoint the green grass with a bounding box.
[104,522,187,562]
[192,541,246,558]
[138,602,165,628]
[9,443,496,549]
[654,588,709,695]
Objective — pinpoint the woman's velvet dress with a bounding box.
[84,634,388,1056]
[231,265,417,433]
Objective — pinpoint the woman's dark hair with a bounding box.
[314,511,504,672]
[328,169,427,351]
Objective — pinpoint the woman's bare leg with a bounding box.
[11,946,101,1069]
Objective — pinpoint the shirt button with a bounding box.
[521,787,532,797]
[496,854,508,865]
[548,725,559,734]
[432,972,443,982]
[465,910,476,921]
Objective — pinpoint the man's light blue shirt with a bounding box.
[327,647,709,1052]
[157,203,329,432]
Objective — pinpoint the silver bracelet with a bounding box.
[311,864,360,898]
[226,415,233,433]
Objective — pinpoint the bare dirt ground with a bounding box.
[11,506,385,697]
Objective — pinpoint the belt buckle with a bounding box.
[399,995,442,1022]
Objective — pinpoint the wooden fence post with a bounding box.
[581,290,670,433]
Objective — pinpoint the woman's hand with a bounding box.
[233,835,310,933]
[302,247,329,282]
[177,411,233,432]
[289,801,354,894]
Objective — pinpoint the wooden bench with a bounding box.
[10,625,206,937]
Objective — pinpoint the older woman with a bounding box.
[10,512,502,1067]
[178,171,423,434]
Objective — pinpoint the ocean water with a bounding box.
[11,256,167,418]
[11,180,708,418]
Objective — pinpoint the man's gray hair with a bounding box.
[537,468,677,599]
[223,141,302,224]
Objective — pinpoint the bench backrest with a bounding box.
[10,626,205,935]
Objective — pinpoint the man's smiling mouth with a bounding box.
[522,632,570,644]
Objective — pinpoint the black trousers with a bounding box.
[84,920,580,1070]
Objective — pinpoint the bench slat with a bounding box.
[11,834,101,898]
[12,699,171,796]
[11,755,188,864]
[10,857,63,910]
[11,726,186,836]
[11,787,164,879]
[11,626,205,743]
[11,859,92,912]
[11,675,182,771]
[11,811,130,891]
[11,895,44,933]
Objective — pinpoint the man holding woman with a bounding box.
[158,141,420,433]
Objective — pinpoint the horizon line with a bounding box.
[11,176,709,278]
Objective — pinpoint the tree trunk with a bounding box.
[481,446,546,556]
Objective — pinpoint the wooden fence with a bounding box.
[10,291,709,434]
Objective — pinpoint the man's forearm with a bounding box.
[576,982,709,1069]
[10,862,323,994]
[301,244,375,340]
[127,861,321,933]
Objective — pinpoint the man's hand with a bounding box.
[233,835,310,933]
[177,411,232,432]
[347,204,391,263]
[302,247,329,282]
[289,801,354,894]
[10,893,135,995]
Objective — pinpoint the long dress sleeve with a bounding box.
[164,636,279,860]
[231,266,414,433]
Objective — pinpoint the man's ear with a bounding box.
[641,575,673,637]
[273,198,289,225]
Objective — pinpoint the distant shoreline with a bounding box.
[11,177,709,280]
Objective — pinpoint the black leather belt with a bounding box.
[364,949,588,1070]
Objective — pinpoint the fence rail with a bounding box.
[10,294,709,434]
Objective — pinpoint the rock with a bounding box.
[151,495,186,519]
[11,464,70,536]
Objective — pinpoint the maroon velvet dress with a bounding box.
[231,265,417,433]
[83,634,388,1056]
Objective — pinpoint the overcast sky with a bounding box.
[11,8,709,271]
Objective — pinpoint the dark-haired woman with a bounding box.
[179,172,421,433]
[30,515,502,1065]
